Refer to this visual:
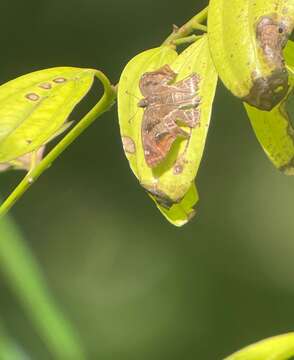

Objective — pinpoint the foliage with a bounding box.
[0,0,293,358]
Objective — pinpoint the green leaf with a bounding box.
[284,40,294,68]
[118,37,217,226]
[0,67,96,164]
[225,333,294,360]
[244,68,294,173]
[165,36,217,197]
[118,45,178,177]
[208,0,294,110]
[153,183,199,227]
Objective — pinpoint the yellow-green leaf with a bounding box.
[0,67,96,163]
[153,183,198,227]
[225,333,294,360]
[244,67,294,173]
[208,0,294,110]
[118,37,217,226]
[284,40,294,67]
[118,46,178,177]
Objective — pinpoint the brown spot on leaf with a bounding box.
[39,82,52,89]
[142,183,174,209]
[173,163,183,175]
[243,69,288,110]
[243,14,293,110]
[121,136,136,154]
[53,77,67,83]
[25,93,40,101]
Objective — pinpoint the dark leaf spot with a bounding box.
[53,77,67,83]
[121,136,136,154]
[25,93,40,101]
[39,82,52,89]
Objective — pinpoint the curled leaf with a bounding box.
[153,183,199,227]
[0,67,96,165]
[208,0,294,110]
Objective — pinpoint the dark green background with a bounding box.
[1,0,294,359]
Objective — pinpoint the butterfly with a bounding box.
[138,64,201,168]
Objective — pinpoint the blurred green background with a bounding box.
[1,0,294,359]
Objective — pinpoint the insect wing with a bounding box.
[139,65,177,97]
[141,105,174,167]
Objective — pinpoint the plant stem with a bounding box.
[172,34,202,46]
[0,7,209,217]
[192,23,207,32]
[0,71,116,217]
[0,215,86,359]
[162,6,208,46]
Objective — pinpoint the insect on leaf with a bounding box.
[244,65,294,173]
[138,64,200,168]
[0,67,96,166]
[118,37,217,226]
[118,46,178,176]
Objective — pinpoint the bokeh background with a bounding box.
[0,0,294,359]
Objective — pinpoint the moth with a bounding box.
[138,64,201,168]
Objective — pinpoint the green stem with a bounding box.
[0,71,116,217]
[192,23,207,32]
[0,214,86,359]
[172,34,202,46]
[162,6,208,46]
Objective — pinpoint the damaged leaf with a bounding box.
[208,0,294,110]
[151,183,199,227]
[0,67,96,168]
[244,64,294,173]
[118,36,217,226]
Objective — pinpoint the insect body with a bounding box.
[138,64,200,168]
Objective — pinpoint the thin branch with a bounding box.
[172,34,202,46]
[162,6,208,46]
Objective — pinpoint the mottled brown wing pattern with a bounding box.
[139,64,177,97]
[141,106,189,168]
[139,65,201,168]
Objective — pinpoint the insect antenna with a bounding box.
[123,90,143,124]
[125,90,141,101]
